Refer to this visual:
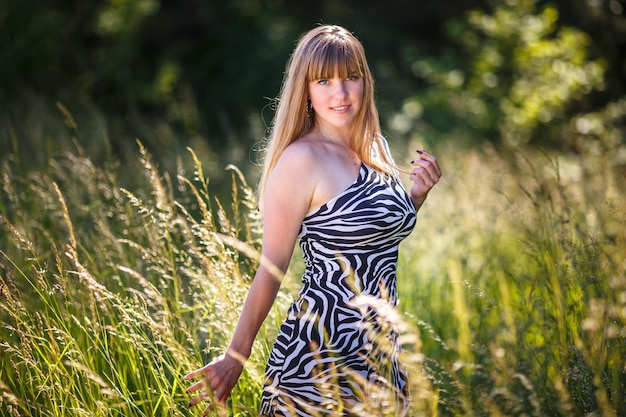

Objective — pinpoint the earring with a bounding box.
[306,99,312,118]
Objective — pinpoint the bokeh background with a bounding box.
[2,0,625,184]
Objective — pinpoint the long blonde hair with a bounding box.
[258,25,397,203]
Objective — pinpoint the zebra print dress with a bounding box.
[259,162,417,416]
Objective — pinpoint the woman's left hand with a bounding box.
[409,150,442,209]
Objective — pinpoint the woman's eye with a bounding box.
[318,79,329,85]
[347,75,358,81]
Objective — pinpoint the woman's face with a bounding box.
[308,71,364,133]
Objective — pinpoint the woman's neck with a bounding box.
[315,126,351,147]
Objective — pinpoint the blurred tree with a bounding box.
[0,0,101,100]
[552,0,626,102]
[0,0,624,162]
[0,0,488,163]
[393,0,610,149]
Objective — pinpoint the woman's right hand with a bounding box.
[184,350,246,413]
[183,141,315,413]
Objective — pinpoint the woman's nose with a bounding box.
[333,81,348,98]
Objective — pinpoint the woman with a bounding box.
[185,24,441,416]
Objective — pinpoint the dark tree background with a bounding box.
[1,0,624,179]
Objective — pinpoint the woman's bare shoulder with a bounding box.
[273,135,322,174]
[264,135,322,218]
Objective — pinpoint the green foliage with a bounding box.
[0,0,296,139]
[3,0,624,172]
[395,0,609,149]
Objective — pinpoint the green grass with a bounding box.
[1,126,624,416]
[0,142,279,416]
[397,142,626,416]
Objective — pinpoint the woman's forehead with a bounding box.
[307,55,361,80]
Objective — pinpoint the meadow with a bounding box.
[1,122,624,416]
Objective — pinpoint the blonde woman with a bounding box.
[185,24,441,416]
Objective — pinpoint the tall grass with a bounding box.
[0,141,284,416]
[397,142,626,416]
[1,126,624,416]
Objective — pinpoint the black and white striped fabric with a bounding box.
[260,163,417,416]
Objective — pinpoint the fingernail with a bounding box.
[416,150,423,154]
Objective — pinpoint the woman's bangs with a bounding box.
[307,43,363,81]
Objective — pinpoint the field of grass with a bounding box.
[1,123,624,415]
[396,141,625,416]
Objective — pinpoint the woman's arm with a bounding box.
[184,144,317,410]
